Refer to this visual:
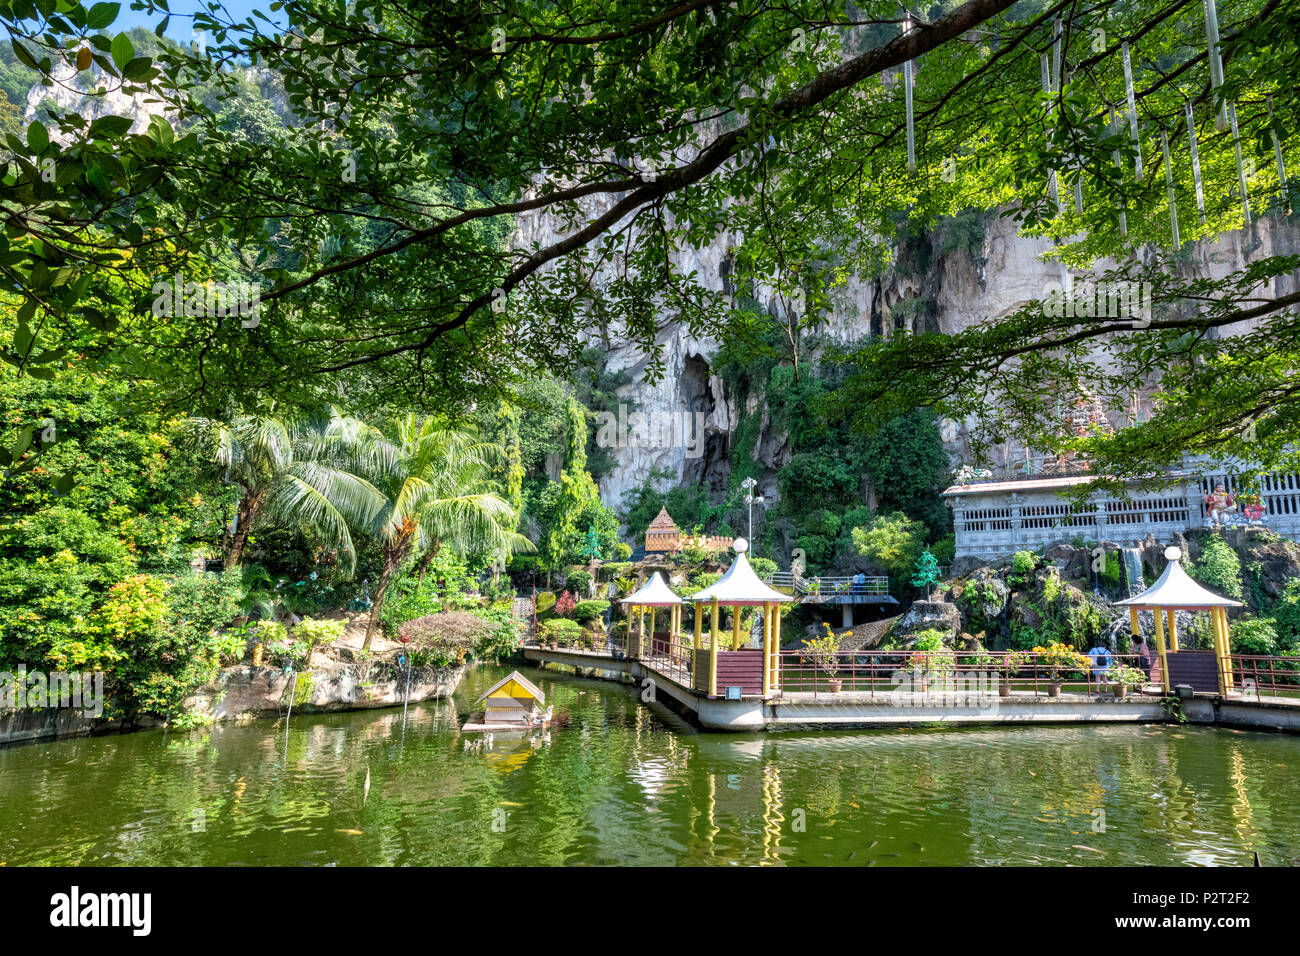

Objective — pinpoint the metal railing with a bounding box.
[1227,654,1300,700]
[766,572,889,596]
[775,650,1148,700]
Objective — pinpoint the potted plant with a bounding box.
[995,650,1029,697]
[1033,643,1092,697]
[801,626,844,692]
[1108,663,1146,699]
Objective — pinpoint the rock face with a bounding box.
[27,71,1300,515]
[889,600,963,646]
[184,660,468,722]
[514,173,1300,511]
[24,62,177,141]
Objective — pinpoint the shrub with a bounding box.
[1270,579,1300,646]
[1032,642,1092,679]
[750,556,778,579]
[376,575,443,634]
[800,624,842,677]
[1190,535,1243,599]
[1008,550,1036,587]
[166,568,245,646]
[399,612,490,666]
[565,569,593,594]
[540,618,583,643]
[1109,663,1147,686]
[600,561,633,580]
[554,590,576,617]
[1230,617,1279,657]
[293,617,346,660]
[534,590,557,615]
[615,542,633,560]
[571,599,610,623]
[249,618,288,646]
[851,511,928,577]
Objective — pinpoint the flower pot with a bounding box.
[998,681,1011,698]
[549,641,559,651]
[827,679,843,694]
[1113,683,1128,699]
[1047,681,1062,698]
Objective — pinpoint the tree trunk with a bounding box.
[362,532,414,652]
[226,490,263,568]
[415,538,441,586]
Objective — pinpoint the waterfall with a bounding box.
[1120,548,1144,597]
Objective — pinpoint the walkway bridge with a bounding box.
[520,631,1300,732]
[765,572,900,627]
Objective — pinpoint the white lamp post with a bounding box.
[741,476,765,554]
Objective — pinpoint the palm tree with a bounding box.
[351,414,533,651]
[181,408,384,573]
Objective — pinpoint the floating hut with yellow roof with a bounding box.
[463,670,550,732]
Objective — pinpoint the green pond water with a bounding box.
[2,664,1298,866]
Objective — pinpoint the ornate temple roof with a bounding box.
[647,507,679,534]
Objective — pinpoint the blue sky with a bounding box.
[114,0,285,43]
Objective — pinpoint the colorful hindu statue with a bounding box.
[1204,485,1237,526]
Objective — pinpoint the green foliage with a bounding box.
[565,569,593,595]
[1109,664,1147,687]
[1230,617,1280,657]
[538,403,620,568]
[249,619,288,646]
[534,591,557,615]
[1100,551,1122,591]
[1008,550,1037,587]
[910,630,948,653]
[776,452,858,518]
[292,617,346,659]
[571,600,610,623]
[398,612,488,665]
[858,408,952,535]
[540,618,583,643]
[910,549,942,591]
[851,511,928,578]
[1271,580,1300,648]
[1190,535,1243,600]
[166,568,245,648]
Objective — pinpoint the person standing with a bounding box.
[1135,634,1157,685]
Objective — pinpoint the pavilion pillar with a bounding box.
[731,606,742,651]
[1128,607,1140,639]
[693,601,703,649]
[1214,607,1234,693]
[762,602,773,697]
[710,598,720,697]
[649,607,656,657]
[1166,609,1179,652]
[1221,609,1235,691]
[1211,608,1226,695]
[772,607,782,694]
[1153,606,1170,694]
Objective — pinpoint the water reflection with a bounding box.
[1,665,1297,866]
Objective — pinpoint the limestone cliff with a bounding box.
[514,190,1300,512]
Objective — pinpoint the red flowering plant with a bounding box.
[554,590,576,617]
